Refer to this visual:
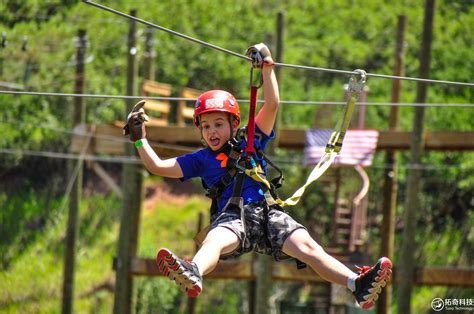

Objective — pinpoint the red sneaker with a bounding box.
[353,257,392,309]
[156,248,202,298]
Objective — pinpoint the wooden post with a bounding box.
[187,212,204,314]
[330,167,342,248]
[255,253,274,314]
[62,29,87,314]
[378,15,406,314]
[248,277,256,314]
[253,12,285,314]
[273,11,284,147]
[398,1,435,313]
[0,32,5,77]
[356,87,369,129]
[23,59,33,87]
[143,26,155,81]
[114,10,144,314]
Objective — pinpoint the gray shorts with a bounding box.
[210,202,305,261]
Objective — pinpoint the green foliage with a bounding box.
[0,190,61,269]
[0,0,473,312]
[135,277,180,314]
[0,193,120,313]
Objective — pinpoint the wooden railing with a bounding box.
[177,87,200,126]
[140,80,173,126]
[124,257,474,287]
[140,79,201,126]
[71,125,474,156]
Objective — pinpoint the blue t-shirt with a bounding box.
[177,127,274,212]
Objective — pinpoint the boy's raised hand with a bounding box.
[123,100,149,142]
[245,43,274,68]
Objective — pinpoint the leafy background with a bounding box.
[0,0,473,313]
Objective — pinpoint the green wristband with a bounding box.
[135,139,145,148]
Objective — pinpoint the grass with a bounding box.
[0,188,210,313]
[1,183,472,313]
[139,195,209,257]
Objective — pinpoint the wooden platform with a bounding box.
[71,124,474,157]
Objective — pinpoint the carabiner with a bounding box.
[348,69,367,97]
[234,155,247,173]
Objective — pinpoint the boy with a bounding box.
[124,43,392,310]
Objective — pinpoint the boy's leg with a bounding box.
[282,228,356,286]
[157,226,240,297]
[282,228,392,309]
[192,226,240,275]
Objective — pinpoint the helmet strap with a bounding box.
[200,137,208,148]
[229,115,235,140]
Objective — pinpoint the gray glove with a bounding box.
[245,43,274,68]
[123,100,149,142]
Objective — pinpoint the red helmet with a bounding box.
[193,90,240,127]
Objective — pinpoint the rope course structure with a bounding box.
[1,4,473,314]
[0,147,464,171]
[82,0,474,88]
[1,90,473,108]
[1,1,472,183]
[0,116,470,171]
[0,119,471,170]
[1,1,472,171]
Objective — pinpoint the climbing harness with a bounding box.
[187,55,366,271]
[194,68,368,271]
[202,67,367,253]
[213,69,368,209]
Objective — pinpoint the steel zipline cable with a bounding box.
[83,0,247,61]
[0,148,141,164]
[82,0,474,88]
[1,90,474,108]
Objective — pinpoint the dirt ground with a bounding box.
[144,177,203,210]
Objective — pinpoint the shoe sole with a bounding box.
[360,257,393,310]
[156,248,202,298]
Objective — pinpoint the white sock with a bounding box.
[347,274,358,292]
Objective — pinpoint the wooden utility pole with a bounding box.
[273,11,284,148]
[187,212,204,314]
[0,32,5,77]
[114,10,143,314]
[62,29,87,314]
[143,26,155,81]
[253,11,285,314]
[398,1,435,313]
[378,15,406,314]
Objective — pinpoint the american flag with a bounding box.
[304,129,379,167]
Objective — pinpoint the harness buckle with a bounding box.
[234,155,248,173]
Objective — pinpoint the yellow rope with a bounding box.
[276,70,367,207]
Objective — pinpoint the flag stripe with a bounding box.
[304,129,379,167]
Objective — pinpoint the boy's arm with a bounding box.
[124,100,184,178]
[136,139,184,178]
[256,65,280,136]
[246,43,280,136]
